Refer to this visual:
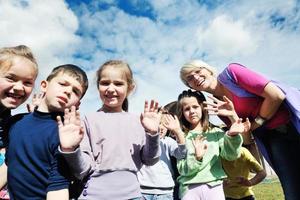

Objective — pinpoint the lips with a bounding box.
[196,78,205,87]
[5,92,24,101]
[57,96,68,104]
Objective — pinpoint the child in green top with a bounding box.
[174,90,250,200]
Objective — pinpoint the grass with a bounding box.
[252,177,284,200]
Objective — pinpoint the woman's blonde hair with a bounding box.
[0,45,38,74]
[180,59,217,88]
[96,60,135,112]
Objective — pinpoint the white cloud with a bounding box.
[3,0,300,116]
[197,15,258,57]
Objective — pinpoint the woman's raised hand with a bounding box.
[204,95,239,122]
[57,106,84,152]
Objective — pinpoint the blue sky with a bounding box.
[1,0,300,116]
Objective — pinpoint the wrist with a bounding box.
[254,115,266,126]
[60,146,77,152]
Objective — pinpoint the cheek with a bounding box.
[24,86,34,95]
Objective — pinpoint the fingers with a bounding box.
[57,116,63,128]
[144,100,159,113]
[144,100,149,113]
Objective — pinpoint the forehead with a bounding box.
[1,57,37,79]
[100,67,126,80]
[181,96,200,107]
[52,72,83,89]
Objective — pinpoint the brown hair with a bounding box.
[47,64,89,98]
[96,60,135,112]
[0,45,38,74]
[177,89,210,133]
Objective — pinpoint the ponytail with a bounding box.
[122,98,129,112]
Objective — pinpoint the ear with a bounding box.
[40,80,48,93]
[128,84,135,95]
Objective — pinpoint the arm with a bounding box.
[177,135,205,176]
[46,188,68,200]
[0,163,7,190]
[219,119,245,160]
[57,106,93,180]
[228,64,285,130]
[163,114,187,160]
[251,82,285,131]
[140,100,161,165]
[238,148,266,186]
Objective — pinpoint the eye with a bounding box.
[99,80,110,86]
[24,81,34,87]
[73,88,81,96]
[4,75,15,82]
[59,82,67,86]
[114,81,125,86]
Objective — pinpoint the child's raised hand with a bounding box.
[192,135,208,161]
[140,100,160,135]
[26,92,44,112]
[163,114,185,144]
[57,106,84,152]
[204,95,238,121]
[227,118,245,136]
[163,114,181,133]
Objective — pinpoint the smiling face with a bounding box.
[0,57,37,110]
[181,96,203,129]
[185,68,215,91]
[98,67,131,112]
[38,72,83,113]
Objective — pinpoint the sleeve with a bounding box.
[244,148,264,172]
[218,130,243,161]
[227,63,270,96]
[47,132,71,192]
[141,133,161,166]
[59,116,94,180]
[176,136,203,177]
[167,137,187,160]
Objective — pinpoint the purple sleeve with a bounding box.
[228,63,270,96]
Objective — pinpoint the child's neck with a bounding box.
[99,105,124,113]
[0,106,8,116]
[190,122,203,132]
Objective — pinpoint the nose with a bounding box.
[64,86,72,97]
[107,83,115,92]
[13,81,24,92]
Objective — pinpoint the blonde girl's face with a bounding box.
[181,96,203,127]
[98,67,130,112]
[185,68,214,91]
[0,57,37,109]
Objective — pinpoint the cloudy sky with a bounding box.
[1,0,300,116]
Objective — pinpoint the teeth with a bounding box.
[7,93,22,99]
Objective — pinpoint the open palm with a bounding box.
[140,100,160,135]
[57,106,84,152]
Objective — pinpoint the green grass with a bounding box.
[252,177,284,200]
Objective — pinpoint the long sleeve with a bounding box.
[141,133,160,166]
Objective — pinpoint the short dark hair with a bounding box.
[47,64,89,98]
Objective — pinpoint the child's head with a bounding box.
[96,60,135,112]
[177,89,209,132]
[0,45,38,110]
[38,64,88,113]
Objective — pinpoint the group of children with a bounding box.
[0,45,266,200]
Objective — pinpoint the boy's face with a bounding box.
[38,72,83,112]
[159,114,168,138]
[0,57,37,109]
